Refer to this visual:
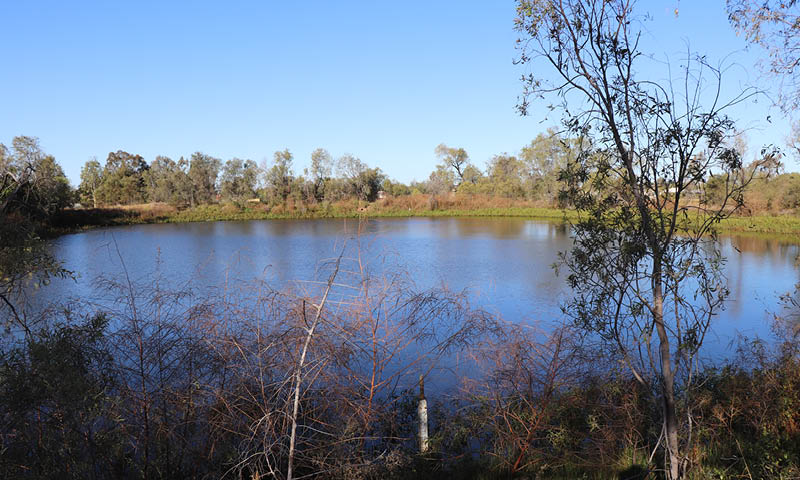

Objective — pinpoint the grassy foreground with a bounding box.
[50,195,800,238]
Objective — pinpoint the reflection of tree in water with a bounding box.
[730,234,798,256]
[452,218,526,238]
[782,253,800,336]
[726,235,800,318]
[452,217,570,240]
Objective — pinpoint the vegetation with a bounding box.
[514,0,793,478]
[3,1,800,478]
[0,250,798,479]
[0,137,72,327]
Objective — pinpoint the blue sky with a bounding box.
[1,1,796,186]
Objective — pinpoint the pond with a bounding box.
[34,217,800,360]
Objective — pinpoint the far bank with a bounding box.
[49,194,800,239]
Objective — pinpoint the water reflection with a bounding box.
[35,217,800,357]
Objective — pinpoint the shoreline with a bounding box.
[48,203,800,239]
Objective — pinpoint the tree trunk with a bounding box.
[418,375,429,454]
[653,262,680,479]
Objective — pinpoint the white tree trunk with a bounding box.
[418,375,429,454]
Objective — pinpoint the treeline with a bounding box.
[74,131,575,209]
[65,133,800,216]
[3,134,799,219]
[78,149,385,207]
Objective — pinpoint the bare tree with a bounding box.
[515,1,767,477]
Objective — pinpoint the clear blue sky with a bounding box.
[0,1,796,186]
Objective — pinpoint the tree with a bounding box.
[1,137,72,328]
[79,158,103,208]
[309,148,332,201]
[173,156,194,207]
[220,158,259,201]
[336,154,385,201]
[145,155,178,204]
[97,150,149,205]
[6,136,72,214]
[188,152,221,206]
[454,164,485,194]
[485,153,525,198]
[516,1,764,477]
[727,0,800,111]
[427,164,455,195]
[520,130,575,202]
[264,149,294,203]
[791,121,800,159]
[434,144,470,184]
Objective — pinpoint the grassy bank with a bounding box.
[50,195,800,238]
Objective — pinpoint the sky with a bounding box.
[0,0,796,186]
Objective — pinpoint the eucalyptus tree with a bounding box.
[188,152,221,206]
[145,155,178,204]
[220,157,259,201]
[98,150,149,205]
[79,157,102,207]
[515,1,766,477]
[265,149,294,203]
[434,143,470,184]
[336,154,385,201]
[309,148,332,201]
[728,0,800,111]
[485,153,525,198]
[427,163,455,195]
[520,130,575,202]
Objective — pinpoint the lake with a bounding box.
[35,217,800,359]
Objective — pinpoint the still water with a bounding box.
[37,217,800,357]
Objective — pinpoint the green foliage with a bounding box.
[264,148,294,203]
[219,157,259,201]
[97,150,149,205]
[434,143,470,184]
[427,163,455,195]
[78,158,102,207]
[143,155,194,206]
[0,314,116,479]
[1,136,73,325]
[188,152,221,206]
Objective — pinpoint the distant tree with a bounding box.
[427,164,455,195]
[144,155,177,204]
[434,144,470,184]
[97,150,149,205]
[173,156,194,207]
[310,148,332,201]
[336,154,385,201]
[220,158,259,201]
[485,154,525,198]
[791,121,800,159]
[7,136,72,213]
[519,130,575,202]
[455,163,486,194]
[382,178,411,196]
[188,152,221,206]
[79,158,103,207]
[265,149,294,203]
